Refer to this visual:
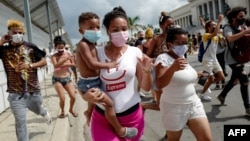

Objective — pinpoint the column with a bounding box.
[183,17,186,28]
[23,0,33,42]
[218,0,222,13]
[207,2,211,20]
[212,0,216,20]
[202,3,205,17]
[45,0,53,53]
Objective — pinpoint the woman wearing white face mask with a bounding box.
[50,36,78,118]
[155,28,213,141]
[85,6,154,141]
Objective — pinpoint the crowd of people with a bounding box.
[0,5,250,141]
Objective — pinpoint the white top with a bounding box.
[155,53,199,104]
[96,46,142,113]
[202,33,219,62]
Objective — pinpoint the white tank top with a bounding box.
[96,46,142,113]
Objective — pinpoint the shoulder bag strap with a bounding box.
[203,39,212,54]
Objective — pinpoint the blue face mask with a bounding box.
[83,30,101,43]
[172,45,188,57]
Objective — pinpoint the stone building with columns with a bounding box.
[169,0,250,34]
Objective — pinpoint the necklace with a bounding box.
[108,51,123,62]
[105,45,125,62]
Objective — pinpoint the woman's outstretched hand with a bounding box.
[137,54,154,71]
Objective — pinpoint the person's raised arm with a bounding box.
[19,57,47,71]
[50,53,71,68]
[60,52,76,67]
[208,14,224,39]
[156,58,187,89]
[226,26,250,43]
[0,34,11,46]
[146,37,157,57]
[199,16,205,29]
[136,54,153,92]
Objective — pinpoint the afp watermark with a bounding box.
[224,125,250,141]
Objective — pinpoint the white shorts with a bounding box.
[202,61,222,75]
[160,98,207,131]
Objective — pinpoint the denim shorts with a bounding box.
[52,76,72,86]
[77,76,102,93]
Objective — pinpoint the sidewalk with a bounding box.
[0,73,87,141]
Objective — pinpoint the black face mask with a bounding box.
[139,37,144,41]
[237,18,245,25]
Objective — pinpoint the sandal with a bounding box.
[58,113,65,118]
[70,111,78,117]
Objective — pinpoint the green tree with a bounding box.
[142,24,154,30]
[154,28,160,34]
[141,24,161,34]
[127,16,143,38]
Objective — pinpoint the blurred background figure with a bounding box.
[134,30,145,47]
[65,44,78,84]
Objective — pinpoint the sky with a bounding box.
[57,0,189,45]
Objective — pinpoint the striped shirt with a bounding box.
[0,41,45,94]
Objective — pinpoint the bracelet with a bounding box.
[142,68,152,73]
[29,64,33,69]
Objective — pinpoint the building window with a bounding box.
[214,0,219,16]
[199,5,203,16]
[209,1,214,20]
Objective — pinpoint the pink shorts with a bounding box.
[90,104,144,141]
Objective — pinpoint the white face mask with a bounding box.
[56,48,65,54]
[12,34,23,43]
[172,45,188,57]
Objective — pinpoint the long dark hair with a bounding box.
[227,6,247,24]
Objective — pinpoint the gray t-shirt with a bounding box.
[216,36,225,54]
[223,25,237,65]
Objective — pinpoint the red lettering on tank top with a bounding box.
[106,81,126,92]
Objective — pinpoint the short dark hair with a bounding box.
[53,36,65,46]
[166,28,188,43]
[78,12,99,26]
[103,6,127,29]
[227,6,247,24]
